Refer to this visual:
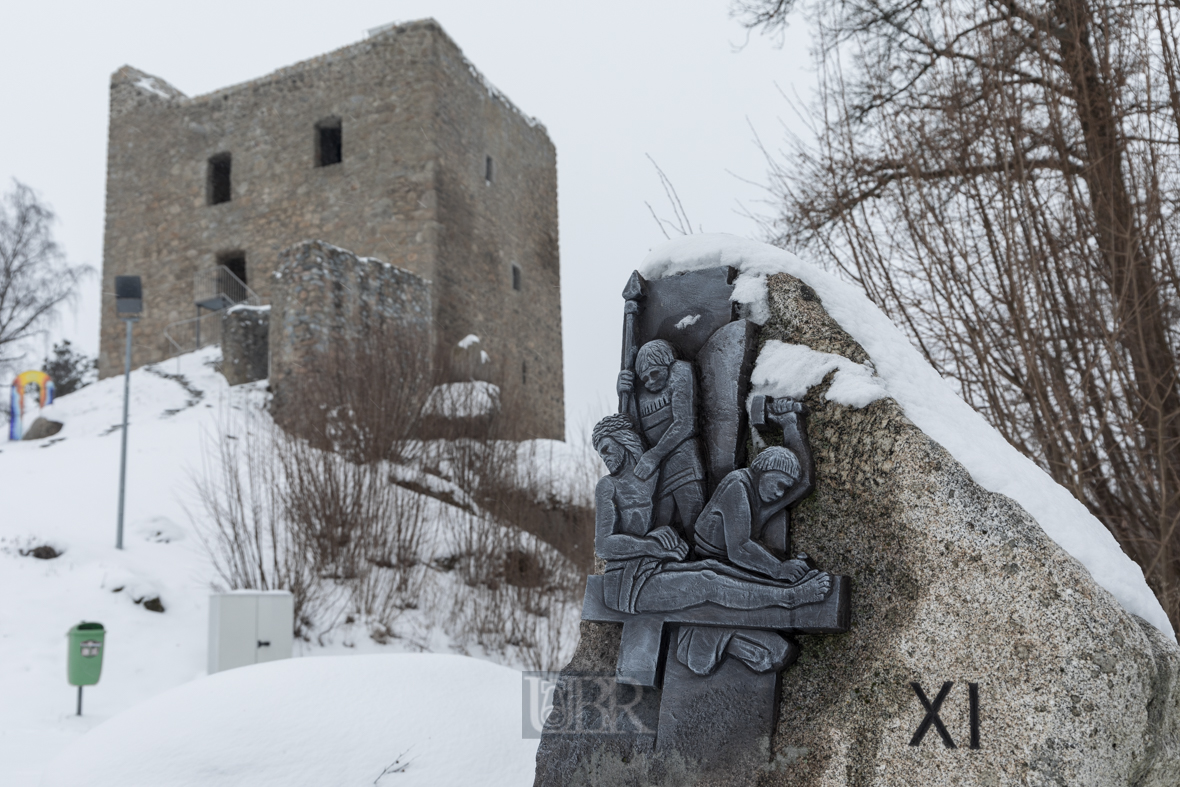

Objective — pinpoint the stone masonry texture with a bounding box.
[533,271,1180,786]
[98,19,563,439]
[268,240,432,418]
[220,305,269,386]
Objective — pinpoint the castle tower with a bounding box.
[98,19,564,439]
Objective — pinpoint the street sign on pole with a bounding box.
[114,276,142,551]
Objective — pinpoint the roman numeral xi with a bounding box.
[909,681,980,749]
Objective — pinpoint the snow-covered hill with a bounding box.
[40,654,538,787]
[0,348,583,786]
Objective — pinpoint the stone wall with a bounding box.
[268,240,432,418]
[220,305,269,386]
[429,34,564,439]
[98,19,563,438]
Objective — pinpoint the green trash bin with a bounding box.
[67,622,105,687]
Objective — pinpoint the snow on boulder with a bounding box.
[537,235,1180,786]
[641,233,1171,637]
[750,341,887,410]
[42,654,537,787]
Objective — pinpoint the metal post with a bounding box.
[195,305,201,349]
[77,685,83,716]
[116,318,135,550]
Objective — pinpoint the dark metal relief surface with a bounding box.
[574,268,852,769]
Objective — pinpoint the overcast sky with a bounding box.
[1,0,814,438]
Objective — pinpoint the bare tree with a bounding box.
[736,0,1180,624]
[0,180,88,367]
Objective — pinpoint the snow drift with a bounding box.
[40,654,536,787]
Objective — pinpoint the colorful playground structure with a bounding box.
[8,370,54,440]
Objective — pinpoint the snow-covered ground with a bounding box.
[0,348,582,786]
[40,654,537,787]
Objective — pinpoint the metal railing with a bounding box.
[194,265,261,311]
[161,265,264,362]
[163,310,225,359]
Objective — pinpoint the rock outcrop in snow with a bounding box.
[535,237,1180,787]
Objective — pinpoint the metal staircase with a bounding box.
[163,265,263,358]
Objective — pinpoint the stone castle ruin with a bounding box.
[98,19,563,439]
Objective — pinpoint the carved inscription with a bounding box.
[910,682,956,748]
[909,681,981,749]
[969,682,980,750]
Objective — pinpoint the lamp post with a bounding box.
[114,276,142,551]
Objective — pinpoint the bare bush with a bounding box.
[277,322,432,465]
[193,323,432,640]
[442,510,583,670]
[409,385,594,669]
[278,433,429,628]
[479,440,597,574]
[195,326,592,667]
[192,405,432,640]
[190,407,323,638]
[415,385,597,572]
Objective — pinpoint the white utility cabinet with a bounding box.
[208,591,294,674]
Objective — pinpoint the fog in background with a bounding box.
[0,0,812,438]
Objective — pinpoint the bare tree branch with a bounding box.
[0,180,90,369]
[739,0,1180,623]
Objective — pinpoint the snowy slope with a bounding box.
[0,348,577,786]
[40,654,537,787]
[640,234,1173,637]
[1,349,233,787]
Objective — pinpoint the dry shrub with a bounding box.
[276,322,432,465]
[192,405,431,640]
[443,510,584,670]
[405,380,597,669]
[415,386,597,572]
[194,327,595,669]
[279,435,430,630]
[193,325,433,640]
[190,407,323,638]
[481,439,597,574]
